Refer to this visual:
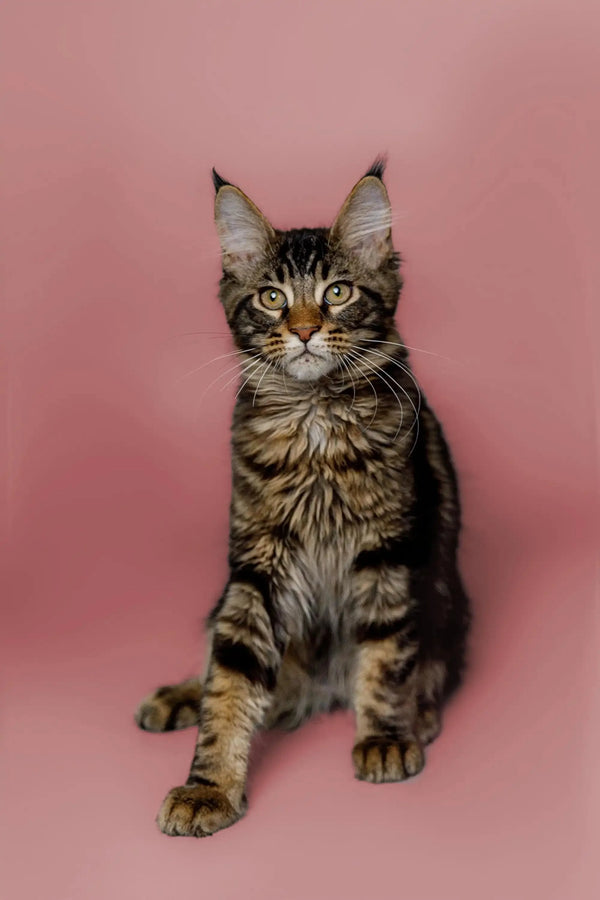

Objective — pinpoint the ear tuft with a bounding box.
[363,156,387,181]
[212,168,231,193]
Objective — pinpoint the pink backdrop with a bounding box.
[2,1,599,898]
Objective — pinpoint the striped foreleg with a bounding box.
[351,561,424,783]
[157,577,283,837]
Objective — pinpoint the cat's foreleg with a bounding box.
[351,562,424,783]
[157,579,283,837]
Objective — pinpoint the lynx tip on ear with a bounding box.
[363,156,387,181]
[212,168,231,193]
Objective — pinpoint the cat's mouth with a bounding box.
[291,345,326,360]
[284,344,335,381]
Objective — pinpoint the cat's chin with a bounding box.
[284,352,335,382]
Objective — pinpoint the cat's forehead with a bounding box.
[273,228,331,280]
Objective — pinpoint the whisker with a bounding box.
[361,338,456,362]
[235,357,268,400]
[197,353,262,400]
[362,350,418,424]
[273,355,290,398]
[170,331,232,339]
[345,355,379,425]
[348,350,406,439]
[252,360,273,406]
[218,354,264,394]
[351,349,420,452]
[362,353,420,455]
[177,348,254,383]
[337,355,356,412]
[361,347,422,417]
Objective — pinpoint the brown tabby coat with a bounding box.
[135,161,470,837]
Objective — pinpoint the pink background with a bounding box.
[2,1,599,898]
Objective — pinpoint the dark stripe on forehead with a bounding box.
[284,253,298,278]
[278,228,329,277]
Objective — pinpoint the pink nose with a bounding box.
[290,325,320,344]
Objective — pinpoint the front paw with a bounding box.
[157,784,245,837]
[352,737,424,783]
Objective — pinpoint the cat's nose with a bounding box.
[290,325,320,344]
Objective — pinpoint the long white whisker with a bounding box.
[348,350,405,438]
[361,338,456,362]
[218,354,264,394]
[197,353,262,401]
[350,349,420,451]
[345,355,379,425]
[272,355,290,399]
[348,349,415,444]
[349,350,404,437]
[362,347,422,417]
[235,357,268,400]
[178,348,253,382]
[213,353,262,387]
[337,355,356,412]
[197,358,263,406]
[252,360,273,406]
[358,349,419,420]
[170,331,232,339]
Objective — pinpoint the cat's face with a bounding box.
[214,163,402,382]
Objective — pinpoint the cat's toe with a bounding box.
[157,785,244,837]
[352,737,424,783]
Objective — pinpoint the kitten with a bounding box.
[135,160,470,837]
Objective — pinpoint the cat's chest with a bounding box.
[234,395,411,535]
[258,395,373,456]
[296,402,341,453]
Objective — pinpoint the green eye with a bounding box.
[323,282,352,305]
[259,287,287,310]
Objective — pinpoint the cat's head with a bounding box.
[213,160,402,382]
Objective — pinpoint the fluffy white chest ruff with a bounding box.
[304,406,333,453]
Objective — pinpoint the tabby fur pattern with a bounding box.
[135,160,470,837]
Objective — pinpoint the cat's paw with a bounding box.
[157,784,245,837]
[134,680,201,732]
[352,737,425,783]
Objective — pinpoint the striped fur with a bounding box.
[137,162,470,837]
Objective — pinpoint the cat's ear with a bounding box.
[213,171,275,277]
[330,164,393,268]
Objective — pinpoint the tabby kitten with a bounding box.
[135,160,470,837]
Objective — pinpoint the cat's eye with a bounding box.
[259,287,287,311]
[323,282,352,306]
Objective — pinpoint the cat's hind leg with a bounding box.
[415,574,470,746]
[135,678,202,732]
[415,660,444,746]
[263,646,344,730]
[263,651,314,730]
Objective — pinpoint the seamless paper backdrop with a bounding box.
[2,2,599,899]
